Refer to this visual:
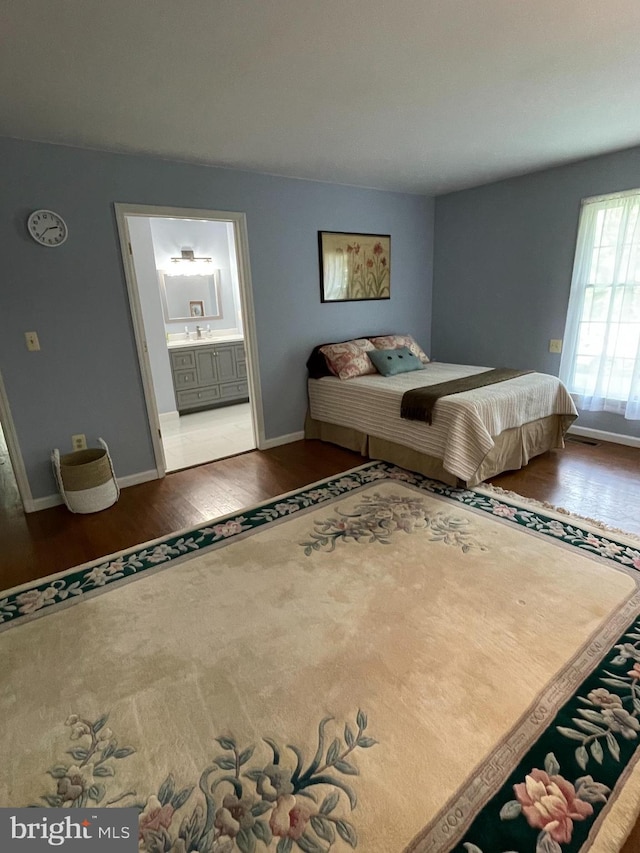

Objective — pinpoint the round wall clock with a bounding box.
[27,210,68,247]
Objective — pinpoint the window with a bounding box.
[560,189,640,420]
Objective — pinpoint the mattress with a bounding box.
[307,363,578,482]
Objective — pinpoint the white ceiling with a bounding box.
[2,0,640,195]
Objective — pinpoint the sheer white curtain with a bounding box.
[560,190,640,420]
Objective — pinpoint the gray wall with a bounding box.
[1,137,434,499]
[433,144,640,438]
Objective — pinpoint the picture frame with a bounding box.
[318,231,390,302]
[189,300,205,318]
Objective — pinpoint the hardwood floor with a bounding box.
[2,437,640,850]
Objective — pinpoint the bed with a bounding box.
[305,338,578,487]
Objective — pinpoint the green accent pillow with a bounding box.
[369,347,424,377]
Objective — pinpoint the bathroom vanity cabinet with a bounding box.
[169,340,248,413]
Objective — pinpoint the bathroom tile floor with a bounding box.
[161,403,255,471]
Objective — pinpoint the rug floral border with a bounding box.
[5,461,640,853]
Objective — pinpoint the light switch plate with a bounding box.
[25,331,40,351]
[549,339,563,354]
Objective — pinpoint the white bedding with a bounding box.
[307,363,578,482]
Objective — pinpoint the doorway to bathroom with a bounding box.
[115,204,262,475]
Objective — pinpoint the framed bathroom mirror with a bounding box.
[159,272,222,322]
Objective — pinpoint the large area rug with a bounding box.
[3,462,640,853]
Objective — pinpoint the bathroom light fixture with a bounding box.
[165,249,214,276]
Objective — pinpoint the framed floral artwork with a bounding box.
[318,231,390,302]
[189,300,205,318]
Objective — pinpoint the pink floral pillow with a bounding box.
[319,339,377,380]
[369,334,430,364]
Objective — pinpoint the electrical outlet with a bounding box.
[549,339,563,354]
[71,434,87,451]
[25,331,40,351]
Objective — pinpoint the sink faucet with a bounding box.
[196,325,203,340]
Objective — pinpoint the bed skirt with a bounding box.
[304,412,575,487]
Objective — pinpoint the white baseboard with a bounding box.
[568,426,640,448]
[118,469,159,488]
[26,469,160,514]
[159,410,180,425]
[259,430,305,450]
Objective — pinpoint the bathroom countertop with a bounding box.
[167,334,244,349]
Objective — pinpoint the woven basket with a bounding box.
[52,438,120,513]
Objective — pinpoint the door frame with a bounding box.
[114,203,265,477]
[0,366,35,513]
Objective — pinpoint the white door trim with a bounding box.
[0,367,36,513]
[114,203,264,478]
